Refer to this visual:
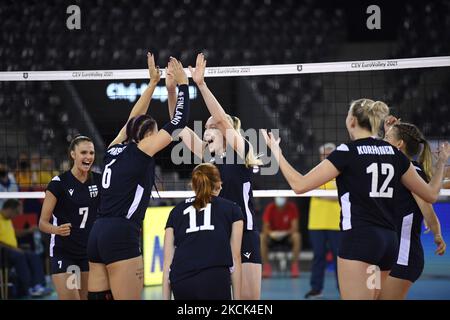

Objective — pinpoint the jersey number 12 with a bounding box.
[366,163,394,198]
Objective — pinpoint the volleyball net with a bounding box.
[2,55,450,277]
[1,55,449,200]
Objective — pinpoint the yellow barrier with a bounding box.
[143,206,174,286]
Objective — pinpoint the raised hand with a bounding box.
[188,53,207,86]
[438,141,450,162]
[165,61,176,91]
[148,52,161,84]
[261,129,281,151]
[384,115,400,134]
[168,57,188,86]
[261,129,282,163]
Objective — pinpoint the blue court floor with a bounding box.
[37,270,450,300]
[142,272,450,300]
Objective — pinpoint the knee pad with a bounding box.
[88,290,114,300]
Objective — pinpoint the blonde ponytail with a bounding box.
[393,122,432,180]
[419,140,433,181]
[368,101,390,137]
[350,99,389,136]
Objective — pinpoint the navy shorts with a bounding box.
[390,238,424,282]
[171,267,231,300]
[338,225,398,271]
[50,254,89,275]
[241,230,262,264]
[87,217,142,265]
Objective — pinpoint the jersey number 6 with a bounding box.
[102,159,117,189]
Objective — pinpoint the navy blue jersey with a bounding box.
[166,196,244,284]
[327,137,410,231]
[46,171,102,258]
[97,142,155,226]
[212,140,256,231]
[394,161,428,262]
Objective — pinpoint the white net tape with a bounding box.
[0,56,449,81]
[1,189,450,199]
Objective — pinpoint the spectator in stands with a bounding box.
[15,152,33,190]
[59,160,71,172]
[305,143,340,299]
[0,199,50,298]
[0,163,19,209]
[261,197,301,278]
[30,152,55,189]
[13,153,44,217]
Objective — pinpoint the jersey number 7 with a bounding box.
[79,207,89,229]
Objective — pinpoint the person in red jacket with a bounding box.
[260,197,301,278]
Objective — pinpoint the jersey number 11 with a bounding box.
[183,204,215,234]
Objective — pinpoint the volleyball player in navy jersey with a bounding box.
[40,135,101,300]
[262,99,450,299]
[162,163,244,300]
[167,53,263,299]
[379,122,446,299]
[86,54,190,300]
